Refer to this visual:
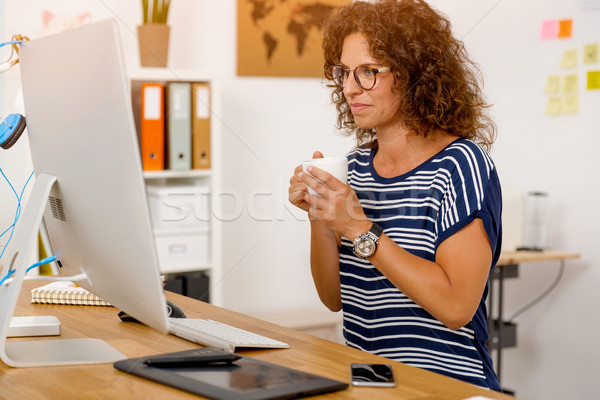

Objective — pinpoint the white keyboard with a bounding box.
[168,318,289,352]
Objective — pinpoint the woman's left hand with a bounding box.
[299,165,371,239]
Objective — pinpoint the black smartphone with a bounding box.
[350,363,396,387]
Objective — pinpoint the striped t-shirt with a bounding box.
[340,138,502,391]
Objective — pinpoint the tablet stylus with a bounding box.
[145,353,241,367]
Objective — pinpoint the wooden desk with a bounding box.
[497,250,580,266]
[0,281,519,400]
[489,250,580,387]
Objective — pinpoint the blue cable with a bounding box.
[0,38,33,286]
[0,169,35,285]
[27,256,57,272]
[0,165,19,198]
[0,170,34,259]
[0,256,57,287]
[0,40,25,49]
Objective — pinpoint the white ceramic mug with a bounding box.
[302,157,348,196]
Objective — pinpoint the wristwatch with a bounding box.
[352,223,383,259]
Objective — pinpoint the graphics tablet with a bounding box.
[114,351,348,399]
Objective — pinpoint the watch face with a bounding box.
[356,238,375,257]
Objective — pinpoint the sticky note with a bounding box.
[544,75,560,93]
[584,43,599,64]
[558,19,573,38]
[539,20,558,39]
[587,71,600,89]
[562,74,578,93]
[562,96,579,114]
[545,97,562,115]
[561,49,578,68]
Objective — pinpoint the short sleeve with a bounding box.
[435,143,503,265]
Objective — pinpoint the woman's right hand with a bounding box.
[289,151,323,212]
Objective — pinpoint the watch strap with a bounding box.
[369,222,383,240]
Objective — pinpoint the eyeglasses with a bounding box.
[330,64,391,90]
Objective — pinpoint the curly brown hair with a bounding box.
[322,0,496,151]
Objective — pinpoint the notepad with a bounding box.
[31,281,112,306]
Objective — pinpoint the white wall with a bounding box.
[2,1,599,398]
[0,0,4,113]
[0,0,34,252]
[427,1,599,398]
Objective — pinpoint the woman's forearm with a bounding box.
[310,219,342,311]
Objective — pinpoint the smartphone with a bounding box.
[350,363,396,387]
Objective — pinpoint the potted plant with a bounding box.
[137,0,172,67]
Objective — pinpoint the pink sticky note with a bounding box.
[540,20,558,39]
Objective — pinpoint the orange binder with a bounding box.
[140,83,165,170]
[191,82,211,169]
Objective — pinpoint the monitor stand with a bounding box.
[0,173,125,367]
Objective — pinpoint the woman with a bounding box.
[288,0,502,392]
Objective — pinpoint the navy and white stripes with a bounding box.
[339,138,502,391]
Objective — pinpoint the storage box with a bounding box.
[146,183,210,229]
[164,271,210,303]
[153,227,210,273]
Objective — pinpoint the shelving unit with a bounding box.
[128,68,222,307]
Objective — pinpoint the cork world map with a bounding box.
[237,0,348,77]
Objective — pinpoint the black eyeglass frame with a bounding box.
[329,64,391,90]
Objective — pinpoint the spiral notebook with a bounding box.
[31,281,112,306]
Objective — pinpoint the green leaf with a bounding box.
[152,0,159,23]
[142,0,149,24]
[142,0,170,24]
[162,0,171,24]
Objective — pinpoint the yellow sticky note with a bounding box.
[562,74,578,93]
[563,96,579,115]
[584,43,599,64]
[545,96,562,115]
[587,71,600,90]
[561,49,578,68]
[558,19,573,39]
[545,75,560,93]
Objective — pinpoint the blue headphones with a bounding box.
[1,39,28,149]
[0,113,26,149]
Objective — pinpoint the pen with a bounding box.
[144,353,241,368]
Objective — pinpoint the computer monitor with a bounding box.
[0,19,169,367]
